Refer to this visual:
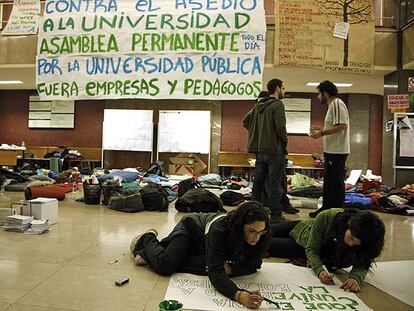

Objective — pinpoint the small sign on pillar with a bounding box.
[388,94,409,113]
[408,77,414,93]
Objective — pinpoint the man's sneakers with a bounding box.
[133,253,147,266]
[282,205,300,214]
[130,229,158,265]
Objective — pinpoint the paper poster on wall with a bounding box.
[283,98,311,111]
[409,77,414,93]
[103,109,153,152]
[51,114,74,128]
[165,263,372,311]
[158,110,211,153]
[1,0,40,36]
[29,101,51,111]
[399,127,414,157]
[29,112,51,120]
[51,101,75,113]
[36,0,266,100]
[28,119,51,127]
[285,111,311,134]
[28,96,74,128]
[388,94,409,109]
[274,0,375,74]
[333,21,350,39]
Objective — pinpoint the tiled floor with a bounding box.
[0,191,413,311]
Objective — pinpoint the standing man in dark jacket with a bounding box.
[243,79,288,223]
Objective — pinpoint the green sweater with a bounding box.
[290,208,368,284]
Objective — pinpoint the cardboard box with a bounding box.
[169,153,207,175]
[23,198,58,224]
[169,164,194,175]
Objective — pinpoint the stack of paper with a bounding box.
[0,204,22,225]
[24,219,51,235]
[4,215,33,232]
[0,208,13,225]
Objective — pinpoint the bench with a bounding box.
[19,146,102,173]
[0,149,22,166]
[24,146,101,161]
[218,152,323,179]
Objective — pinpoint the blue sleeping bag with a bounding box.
[345,194,372,208]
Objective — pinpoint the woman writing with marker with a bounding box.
[130,201,271,309]
[268,208,385,292]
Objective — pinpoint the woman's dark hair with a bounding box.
[335,209,385,270]
[267,79,283,95]
[317,80,338,97]
[225,201,271,256]
[348,209,385,266]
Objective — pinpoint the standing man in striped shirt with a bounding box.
[309,80,350,218]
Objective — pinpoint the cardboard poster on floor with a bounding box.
[365,260,414,307]
[165,263,372,311]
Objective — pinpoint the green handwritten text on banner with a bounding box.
[36,0,266,100]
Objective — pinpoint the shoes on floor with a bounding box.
[283,205,300,214]
[133,254,147,265]
[269,214,287,224]
[129,229,158,264]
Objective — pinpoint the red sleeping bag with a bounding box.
[25,184,73,201]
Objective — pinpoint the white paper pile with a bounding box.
[4,215,33,232]
[0,208,13,225]
[24,219,51,235]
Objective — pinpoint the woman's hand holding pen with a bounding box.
[319,270,335,285]
[340,278,360,292]
[237,290,263,309]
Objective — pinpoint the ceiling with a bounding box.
[0,64,394,95]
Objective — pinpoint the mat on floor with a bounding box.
[365,260,414,307]
[165,263,372,311]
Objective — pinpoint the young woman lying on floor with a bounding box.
[130,201,271,309]
[269,208,385,292]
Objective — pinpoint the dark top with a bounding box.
[161,213,263,300]
[206,216,262,299]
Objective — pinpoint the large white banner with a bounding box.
[165,263,372,311]
[36,0,266,100]
[1,0,40,35]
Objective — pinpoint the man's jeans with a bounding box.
[252,150,285,217]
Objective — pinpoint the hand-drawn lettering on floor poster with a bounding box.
[165,263,372,311]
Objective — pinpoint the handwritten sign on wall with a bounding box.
[36,0,266,100]
[1,0,40,35]
[274,0,374,74]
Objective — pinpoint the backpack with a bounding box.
[101,184,123,205]
[108,193,145,213]
[144,160,165,177]
[139,183,169,211]
[178,178,202,197]
[175,188,225,213]
[220,191,245,206]
[83,183,101,205]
